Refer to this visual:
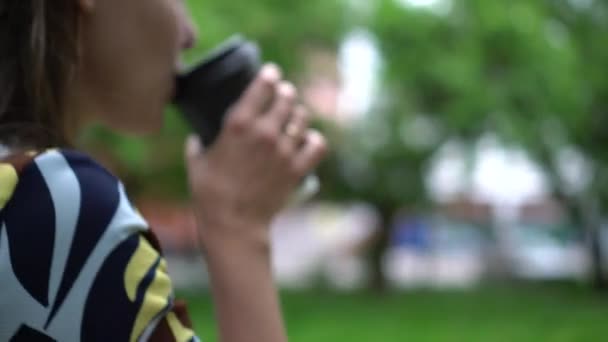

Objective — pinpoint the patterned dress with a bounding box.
[0,149,200,342]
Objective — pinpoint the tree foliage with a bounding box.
[321,0,608,209]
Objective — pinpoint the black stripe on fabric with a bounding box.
[81,234,141,342]
[45,150,120,327]
[136,256,162,306]
[3,162,55,308]
[10,324,56,342]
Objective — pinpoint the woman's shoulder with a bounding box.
[6,148,118,182]
[1,148,114,206]
[0,149,199,341]
[1,148,116,184]
[0,148,147,231]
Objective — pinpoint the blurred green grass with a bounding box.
[180,285,608,342]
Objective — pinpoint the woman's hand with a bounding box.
[185,63,327,245]
[184,63,325,342]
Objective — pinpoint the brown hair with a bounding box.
[0,0,79,148]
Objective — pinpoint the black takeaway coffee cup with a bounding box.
[173,35,320,202]
[173,35,260,146]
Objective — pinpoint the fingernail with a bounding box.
[279,82,296,97]
[186,135,202,156]
[261,63,281,81]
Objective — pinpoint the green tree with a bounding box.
[319,0,608,288]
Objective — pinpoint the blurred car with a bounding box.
[384,217,487,289]
[506,224,590,280]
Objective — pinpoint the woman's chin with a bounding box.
[106,112,165,136]
[128,119,164,136]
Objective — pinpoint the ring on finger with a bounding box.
[285,121,302,139]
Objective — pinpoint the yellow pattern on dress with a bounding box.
[166,311,195,342]
[0,163,18,210]
[124,235,173,342]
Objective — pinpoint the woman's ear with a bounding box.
[77,0,96,13]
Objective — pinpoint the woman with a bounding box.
[0,0,326,341]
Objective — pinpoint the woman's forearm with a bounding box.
[199,224,287,342]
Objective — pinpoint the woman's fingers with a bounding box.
[232,64,282,121]
[291,129,327,177]
[262,81,297,134]
[219,62,325,181]
[279,105,309,153]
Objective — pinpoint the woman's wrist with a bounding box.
[194,210,287,342]
[193,208,272,257]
